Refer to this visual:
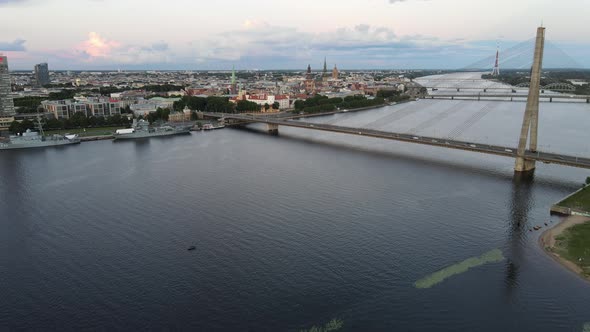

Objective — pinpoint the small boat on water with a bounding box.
[202,123,225,130]
[187,246,196,251]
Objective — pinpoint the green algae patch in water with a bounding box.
[583,322,590,332]
[414,249,505,289]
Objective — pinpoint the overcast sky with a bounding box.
[1,0,589,70]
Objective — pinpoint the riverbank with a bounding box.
[540,215,590,281]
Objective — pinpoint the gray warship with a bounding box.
[113,119,191,140]
[0,119,81,150]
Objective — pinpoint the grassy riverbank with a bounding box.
[558,185,590,212]
[541,216,590,280]
[552,220,590,278]
[45,126,124,137]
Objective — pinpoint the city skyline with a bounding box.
[1,0,590,70]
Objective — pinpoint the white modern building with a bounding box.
[42,97,124,119]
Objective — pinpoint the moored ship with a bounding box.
[113,119,191,140]
[0,119,80,150]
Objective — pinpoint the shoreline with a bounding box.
[539,215,590,282]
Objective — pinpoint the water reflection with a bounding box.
[504,173,535,294]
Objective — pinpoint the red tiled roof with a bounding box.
[247,94,268,100]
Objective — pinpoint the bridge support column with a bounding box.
[457,88,460,92]
[550,97,552,103]
[515,27,545,174]
[587,98,589,103]
[267,123,279,135]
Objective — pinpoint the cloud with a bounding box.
[0,0,33,7]
[146,41,169,52]
[67,32,171,65]
[0,39,26,51]
[389,0,431,3]
[189,21,454,66]
[78,32,120,57]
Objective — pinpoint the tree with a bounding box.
[264,103,270,111]
[45,118,64,130]
[69,111,87,128]
[48,89,78,100]
[8,121,21,134]
[376,89,400,99]
[22,119,35,131]
[272,102,280,110]
[294,100,305,110]
[236,100,259,113]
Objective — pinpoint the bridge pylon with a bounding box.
[267,123,279,135]
[515,27,545,174]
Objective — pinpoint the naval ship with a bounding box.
[113,119,191,140]
[0,119,81,150]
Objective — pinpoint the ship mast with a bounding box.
[36,112,45,136]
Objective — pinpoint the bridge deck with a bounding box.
[205,113,590,169]
[428,94,590,100]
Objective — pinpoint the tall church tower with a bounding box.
[230,65,237,94]
[332,64,339,80]
[305,64,315,94]
[322,57,328,82]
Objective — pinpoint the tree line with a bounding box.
[376,89,411,103]
[8,113,131,134]
[172,95,277,113]
[293,94,386,114]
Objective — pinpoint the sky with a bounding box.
[1,0,589,70]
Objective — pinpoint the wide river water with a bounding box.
[1,91,590,331]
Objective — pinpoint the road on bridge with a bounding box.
[206,113,590,170]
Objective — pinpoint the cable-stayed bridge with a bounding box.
[205,27,589,174]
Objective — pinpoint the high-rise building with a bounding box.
[34,62,50,86]
[0,55,15,116]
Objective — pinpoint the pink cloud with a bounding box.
[79,32,120,58]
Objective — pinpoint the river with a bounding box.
[1,93,590,331]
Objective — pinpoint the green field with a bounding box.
[558,186,590,212]
[553,221,590,278]
[44,126,124,137]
